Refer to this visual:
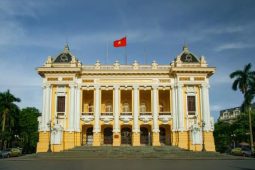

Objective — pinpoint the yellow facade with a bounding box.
[36,45,216,152]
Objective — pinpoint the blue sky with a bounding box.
[0,0,254,120]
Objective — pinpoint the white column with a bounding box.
[113,85,120,133]
[171,85,178,131]
[45,84,52,131]
[41,84,47,131]
[93,85,100,133]
[201,83,211,131]
[177,83,184,131]
[152,85,159,133]
[75,85,81,132]
[69,84,75,131]
[133,85,139,133]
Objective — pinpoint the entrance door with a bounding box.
[104,127,113,144]
[86,127,93,145]
[140,127,149,145]
[121,127,132,145]
[159,127,166,144]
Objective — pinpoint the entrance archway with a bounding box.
[140,127,150,145]
[104,127,113,144]
[86,127,93,145]
[121,127,132,145]
[159,127,166,144]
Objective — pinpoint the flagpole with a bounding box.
[106,41,109,64]
[125,46,127,64]
[125,35,127,64]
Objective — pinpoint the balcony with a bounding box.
[120,112,132,124]
[100,112,114,124]
[139,112,152,124]
[159,112,172,124]
[80,112,94,124]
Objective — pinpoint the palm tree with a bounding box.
[230,63,255,152]
[0,90,21,133]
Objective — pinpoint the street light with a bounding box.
[231,134,236,148]
[201,121,206,152]
[47,120,52,153]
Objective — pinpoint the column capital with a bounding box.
[94,84,100,90]
[152,85,158,90]
[177,83,183,88]
[69,83,76,88]
[201,83,210,88]
[133,84,139,90]
[43,83,51,88]
[113,84,120,89]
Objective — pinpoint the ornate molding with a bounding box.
[158,115,172,124]
[139,115,152,124]
[100,115,114,124]
[80,115,94,124]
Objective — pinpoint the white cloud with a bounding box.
[214,42,255,52]
[211,104,224,112]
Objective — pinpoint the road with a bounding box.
[1,159,255,170]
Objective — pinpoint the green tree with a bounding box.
[214,121,232,153]
[230,63,255,151]
[0,90,20,149]
[18,107,40,153]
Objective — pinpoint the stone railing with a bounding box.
[82,65,170,71]
[101,112,113,116]
[140,112,152,116]
[159,112,172,116]
[81,112,94,116]
[120,112,132,116]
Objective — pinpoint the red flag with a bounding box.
[113,37,127,47]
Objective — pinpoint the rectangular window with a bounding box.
[57,96,65,113]
[187,96,196,115]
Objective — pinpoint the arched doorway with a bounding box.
[104,127,113,144]
[140,127,149,145]
[159,127,166,144]
[121,127,132,145]
[86,127,93,145]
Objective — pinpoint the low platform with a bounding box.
[12,146,249,160]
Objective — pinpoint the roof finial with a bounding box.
[183,42,189,53]
[64,43,70,53]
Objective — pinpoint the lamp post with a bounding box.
[47,120,52,153]
[231,134,236,148]
[201,121,206,152]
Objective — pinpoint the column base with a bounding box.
[132,132,140,146]
[113,132,121,146]
[152,132,160,146]
[93,132,101,146]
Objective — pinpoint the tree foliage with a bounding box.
[0,90,40,153]
[214,110,255,153]
[18,107,40,153]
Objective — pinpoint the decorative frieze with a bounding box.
[179,77,190,81]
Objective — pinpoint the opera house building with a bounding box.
[36,45,216,152]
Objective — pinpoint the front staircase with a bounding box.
[26,146,243,160]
